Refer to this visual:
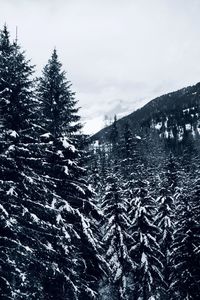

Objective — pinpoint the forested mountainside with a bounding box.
[88,76,200,299]
[1,24,200,300]
[92,82,200,143]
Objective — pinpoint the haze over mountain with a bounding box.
[1,0,200,134]
[92,81,200,143]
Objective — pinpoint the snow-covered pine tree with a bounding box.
[155,154,178,299]
[0,25,43,298]
[120,123,134,178]
[0,25,82,300]
[170,182,200,299]
[129,180,163,300]
[165,153,179,194]
[37,49,105,299]
[156,184,174,299]
[37,49,81,137]
[101,166,133,300]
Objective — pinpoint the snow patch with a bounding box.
[6,186,17,196]
[0,204,8,217]
[185,124,191,130]
[135,135,142,140]
[30,213,40,223]
[155,122,162,130]
[40,132,51,138]
[57,150,64,157]
[64,166,69,175]
[9,130,18,138]
[61,137,76,152]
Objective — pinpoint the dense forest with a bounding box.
[0,26,200,300]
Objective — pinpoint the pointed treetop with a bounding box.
[15,26,18,44]
[0,24,10,50]
[52,48,58,60]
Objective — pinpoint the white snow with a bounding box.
[61,137,70,148]
[56,213,62,224]
[30,213,40,223]
[20,272,26,283]
[135,135,142,140]
[24,246,32,252]
[0,87,11,94]
[6,186,17,196]
[9,130,18,138]
[72,183,85,195]
[155,122,162,130]
[64,166,69,175]
[9,217,17,224]
[61,137,76,152]
[57,150,64,157]
[164,117,168,128]
[114,266,122,281]
[51,198,57,209]
[164,130,169,138]
[26,176,33,183]
[45,242,54,251]
[141,252,148,272]
[67,159,73,166]
[62,202,73,213]
[86,287,97,298]
[7,145,15,151]
[63,227,70,240]
[185,124,191,130]
[0,204,8,216]
[40,132,51,138]
[169,130,173,138]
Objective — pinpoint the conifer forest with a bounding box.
[1,25,200,300]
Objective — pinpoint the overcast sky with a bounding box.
[1,0,200,134]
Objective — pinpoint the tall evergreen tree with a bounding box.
[156,184,174,299]
[37,49,81,137]
[37,50,105,299]
[129,180,163,300]
[170,187,200,300]
[101,168,133,300]
[0,25,83,300]
[156,154,178,299]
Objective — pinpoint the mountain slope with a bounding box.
[92,82,200,141]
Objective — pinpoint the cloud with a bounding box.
[1,0,200,134]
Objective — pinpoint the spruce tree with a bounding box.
[129,180,163,300]
[156,154,178,299]
[37,50,104,299]
[0,25,82,300]
[170,184,200,299]
[156,184,174,299]
[101,168,133,300]
[37,49,81,136]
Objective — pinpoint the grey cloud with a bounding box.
[1,0,200,133]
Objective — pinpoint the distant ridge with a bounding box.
[92,81,200,141]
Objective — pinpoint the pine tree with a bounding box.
[170,186,200,300]
[0,26,35,132]
[37,49,81,137]
[0,25,85,300]
[109,115,119,158]
[101,168,133,300]
[37,50,105,299]
[120,123,133,177]
[129,180,163,300]
[156,154,178,299]
[156,184,174,299]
